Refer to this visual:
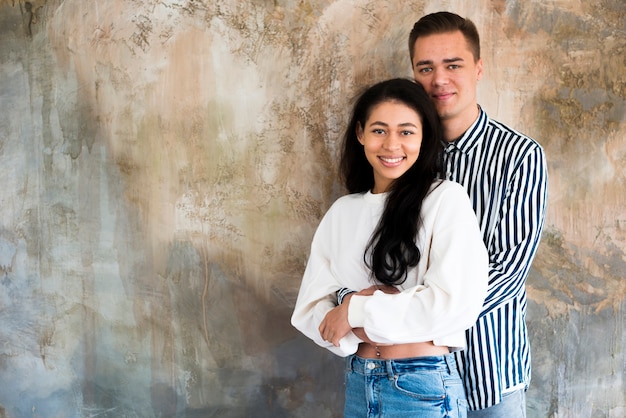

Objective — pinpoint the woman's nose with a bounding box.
[383,133,401,150]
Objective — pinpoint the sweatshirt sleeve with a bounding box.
[347,183,488,345]
[291,206,362,357]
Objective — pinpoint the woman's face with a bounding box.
[357,100,423,194]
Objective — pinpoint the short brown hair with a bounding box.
[408,12,481,63]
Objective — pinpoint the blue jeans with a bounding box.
[467,389,526,418]
[344,354,467,417]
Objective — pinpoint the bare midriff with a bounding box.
[356,341,449,359]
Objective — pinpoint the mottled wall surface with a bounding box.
[0,0,624,417]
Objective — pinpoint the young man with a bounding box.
[323,11,547,417]
[408,11,548,417]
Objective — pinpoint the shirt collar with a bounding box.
[443,106,489,153]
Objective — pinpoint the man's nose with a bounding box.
[432,68,448,86]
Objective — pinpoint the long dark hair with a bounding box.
[340,78,445,285]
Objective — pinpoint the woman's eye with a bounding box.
[373,129,385,135]
[401,130,414,136]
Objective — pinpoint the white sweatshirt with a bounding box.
[291,180,488,357]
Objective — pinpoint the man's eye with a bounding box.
[418,67,432,74]
[448,64,460,70]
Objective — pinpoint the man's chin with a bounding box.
[436,108,456,120]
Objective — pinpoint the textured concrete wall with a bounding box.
[0,0,624,417]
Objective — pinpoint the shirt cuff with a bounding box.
[347,294,368,328]
[337,288,356,305]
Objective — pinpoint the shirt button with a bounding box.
[367,363,376,370]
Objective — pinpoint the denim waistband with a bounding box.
[346,353,457,377]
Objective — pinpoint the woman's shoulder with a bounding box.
[424,180,472,210]
[324,191,383,219]
[331,191,363,204]
[428,179,466,197]
[422,180,475,224]
[325,192,365,213]
[331,191,382,207]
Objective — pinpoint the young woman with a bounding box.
[291,78,488,417]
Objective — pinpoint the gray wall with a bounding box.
[0,0,624,417]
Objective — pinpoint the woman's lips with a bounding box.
[379,156,405,166]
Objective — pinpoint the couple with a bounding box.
[292,11,548,418]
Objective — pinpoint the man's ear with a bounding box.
[356,123,364,144]
[476,58,484,81]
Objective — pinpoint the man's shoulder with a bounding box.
[486,117,543,150]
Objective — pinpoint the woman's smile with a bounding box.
[379,156,406,166]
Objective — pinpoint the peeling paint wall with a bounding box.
[0,0,624,417]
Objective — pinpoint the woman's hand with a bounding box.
[319,298,352,347]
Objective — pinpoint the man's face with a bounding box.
[411,31,483,136]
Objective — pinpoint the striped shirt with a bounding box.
[446,107,548,410]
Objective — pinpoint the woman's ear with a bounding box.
[356,123,364,145]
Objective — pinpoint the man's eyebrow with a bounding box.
[415,57,464,66]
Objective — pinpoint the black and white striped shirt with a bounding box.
[447,107,548,410]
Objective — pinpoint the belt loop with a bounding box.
[444,354,455,374]
[385,360,395,380]
[346,355,354,373]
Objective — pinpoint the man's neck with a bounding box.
[442,105,480,143]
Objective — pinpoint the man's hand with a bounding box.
[319,285,399,347]
[355,284,399,297]
[352,285,399,345]
[352,328,373,344]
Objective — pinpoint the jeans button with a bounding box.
[367,362,376,370]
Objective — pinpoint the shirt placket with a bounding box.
[444,143,460,183]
